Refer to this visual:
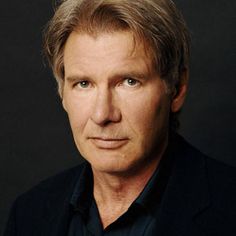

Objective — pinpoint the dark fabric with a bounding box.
[4,134,236,236]
[67,149,168,236]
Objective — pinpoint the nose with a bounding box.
[90,87,121,126]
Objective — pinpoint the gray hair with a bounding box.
[43,0,191,130]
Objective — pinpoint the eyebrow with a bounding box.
[65,75,91,83]
[65,71,151,83]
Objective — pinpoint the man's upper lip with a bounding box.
[89,137,128,141]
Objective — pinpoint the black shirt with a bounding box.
[68,147,173,236]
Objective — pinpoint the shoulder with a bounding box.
[171,133,236,205]
[176,134,236,216]
[180,133,236,185]
[173,133,236,177]
[182,134,236,187]
[205,157,236,207]
[4,162,87,235]
[14,162,87,208]
[170,134,236,234]
[195,152,236,232]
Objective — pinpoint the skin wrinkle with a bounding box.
[62,30,173,171]
[62,30,186,228]
[43,0,190,133]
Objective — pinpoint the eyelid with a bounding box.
[122,77,141,87]
[74,80,92,89]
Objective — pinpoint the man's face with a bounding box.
[62,31,176,175]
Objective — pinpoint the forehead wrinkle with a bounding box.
[64,31,154,80]
[66,30,150,60]
[73,28,154,65]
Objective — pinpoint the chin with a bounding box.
[85,151,137,175]
[91,152,152,178]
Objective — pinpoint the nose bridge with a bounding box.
[97,84,111,110]
[91,84,120,125]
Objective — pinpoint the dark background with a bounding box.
[0,0,235,234]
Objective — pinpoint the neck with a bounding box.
[93,157,160,228]
[93,157,159,206]
[92,137,168,228]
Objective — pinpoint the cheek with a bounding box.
[123,90,169,135]
[64,93,92,132]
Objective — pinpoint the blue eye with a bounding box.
[124,78,140,87]
[77,81,90,88]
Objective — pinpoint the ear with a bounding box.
[62,98,67,112]
[171,70,188,113]
[59,82,67,112]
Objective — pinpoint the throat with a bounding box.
[93,172,156,228]
[96,201,131,229]
[92,153,163,229]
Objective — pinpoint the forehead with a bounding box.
[63,30,154,76]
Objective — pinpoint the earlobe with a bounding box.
[59,82,67,112]
[58,81,64,99]
[62,98,67,112]
[61,93,67,112]
[171,70,188,113]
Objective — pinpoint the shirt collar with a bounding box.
[70,136,174,215]
[133,137,174,214]
[70,162,94,215]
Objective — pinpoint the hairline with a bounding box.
[58,28,160,97]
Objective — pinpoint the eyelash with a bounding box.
[73,77,141,89]
[122,77,140,87]
[74,80,91,88]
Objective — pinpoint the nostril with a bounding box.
[102,119,113,126]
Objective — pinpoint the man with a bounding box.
[4,0,236,235]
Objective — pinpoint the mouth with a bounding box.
[88,137,129,149]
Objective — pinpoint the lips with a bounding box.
[89,137,128,149]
